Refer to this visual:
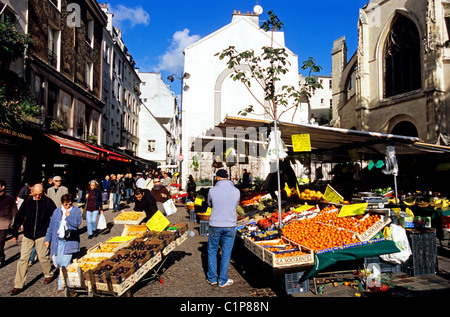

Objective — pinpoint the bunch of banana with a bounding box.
[431,198,450,210]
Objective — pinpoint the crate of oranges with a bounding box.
[113,211,146,225]
[256,238,314,268]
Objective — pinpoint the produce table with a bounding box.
[406,206,450,241]
[300,240,400,281]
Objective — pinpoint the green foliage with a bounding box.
[215,11,322,121]
[0,20,34,70]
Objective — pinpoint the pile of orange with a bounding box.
[274,250,306,258]
[298,189,326,201]
[282,209,381,252]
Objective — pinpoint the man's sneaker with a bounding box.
[219,279,233,287]
[206,279,217,285]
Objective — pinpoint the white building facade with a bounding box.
[181,11,306,187]
[138,72,179,165]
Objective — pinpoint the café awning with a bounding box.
[192,116,450,161]
[45,133,98,160]
[86,144,130,163]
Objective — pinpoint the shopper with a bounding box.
[9,184,57,295]
[113,174,125,211]
[124,173,135,205]
[44,193,82,291]
[135,172,145,189]
[107,174,116,210]
[150,177,170,215]
[102,174,110,204]
[206,169,240,287]
[47,176,69,208]
[0,180,18,268]
[187,175,196,201]
[134,188,158,224]
[85,180,103,239]
[161,172,171,189]
[242,169,251,188]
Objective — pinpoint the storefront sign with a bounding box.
[0,126,32,141]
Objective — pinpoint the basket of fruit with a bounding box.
[196,212,210,221]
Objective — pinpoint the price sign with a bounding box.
[205,207,212,215]
[338,203,368,217]
[292,134,311,152]
[194,195,204,206]
[146,211,170,232]
[324,184,344,204]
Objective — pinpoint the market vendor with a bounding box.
[134,188,158,224]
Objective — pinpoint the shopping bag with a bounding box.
[163,199,177,216]
[97,213,107,230]
[380,224,412,264]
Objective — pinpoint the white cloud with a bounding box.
[155,29,201,74]
[109,4,150,28]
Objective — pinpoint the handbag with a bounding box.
[97,213,107,230]
[163,199,177,216]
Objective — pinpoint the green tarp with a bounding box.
[301,240,400,280]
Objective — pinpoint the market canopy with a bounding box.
[86,144,130,163]
[192,116,450,162]
[45,133,98,160]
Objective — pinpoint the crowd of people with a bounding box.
[0,167,253,295]
[0,167,179,295]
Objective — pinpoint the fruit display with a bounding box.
[282,208,384,252]
[298,189,326,201]
[114,211,145,221]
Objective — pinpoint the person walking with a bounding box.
[0,180,18,268]
[112,174,125,212]
[124,173,135,205]
[44,193,82,291]
[85,180,103,239]
[107,174,116,210]
[102,174,110,204]
[135,172,145,189]
[206,169,240,287]
[47,176,69,208]
[9,184,57,295]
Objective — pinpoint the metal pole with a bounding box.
[273,120,282,231]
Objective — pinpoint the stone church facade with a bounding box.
[331,0,450,145]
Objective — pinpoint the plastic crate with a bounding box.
[364,256,401,273]
[402,228,438,276]
[199,220,209,236]
[283,271,310,295]
[190,210,196,222]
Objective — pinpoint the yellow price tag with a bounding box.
[338,203,368,217]
[294,205,315,213]
[205,207,212,215]
[324,184,344,204]
[194,195,203,206]
[146,211,170,232]
[107,236,135,243]
[284,183,291,198]
[292,134,311,152]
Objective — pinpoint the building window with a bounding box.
[48,26,60,69]
[85,62,93,89]
[384,14,421,98]
[86,16,94,47]
[148,140,156,152]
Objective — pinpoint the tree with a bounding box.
[215,10,322,121]
[0,20,39,128]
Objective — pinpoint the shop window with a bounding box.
[384,15,421,98]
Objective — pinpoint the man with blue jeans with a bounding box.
[206,169,240,287]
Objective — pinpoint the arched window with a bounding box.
[384,15,421,98]
[391,121,418,137]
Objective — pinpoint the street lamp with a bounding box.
[167,72,190,188]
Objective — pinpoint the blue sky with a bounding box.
[104,0,369,93]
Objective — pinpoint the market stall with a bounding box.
[61,211,188,297]
[190,115,450,294]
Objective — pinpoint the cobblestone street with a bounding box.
[1,202,450,305]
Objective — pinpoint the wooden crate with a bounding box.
[113,211,146,225]
[262,238,314,269]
